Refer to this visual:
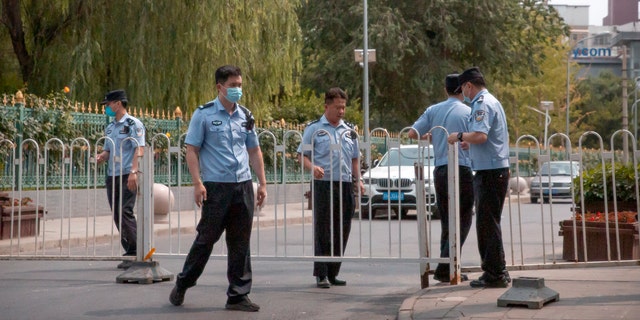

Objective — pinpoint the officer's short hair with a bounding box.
[215,65,242,84]
[325,87,348,105]
[467,77,486,87]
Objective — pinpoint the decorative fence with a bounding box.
[1,91,617,189]
[0,92,395,189]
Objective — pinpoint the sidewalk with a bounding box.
[0,201,312,255]
[396,191,640,320]
[398,264,640,319]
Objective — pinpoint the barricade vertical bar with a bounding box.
[447,142,460,284]
[415,159,429,288]
[116,147,173,284]
[140,147,151,263]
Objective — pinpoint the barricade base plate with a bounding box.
[497,277,559,309]
[116,261,174,284]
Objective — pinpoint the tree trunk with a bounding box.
[1,0,33,84]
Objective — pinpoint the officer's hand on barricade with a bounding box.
[127,171,138,191]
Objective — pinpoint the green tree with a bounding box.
[1,0,301,118]
[297,0,568,130]
[494,37,570,147]
[571,70,625,149]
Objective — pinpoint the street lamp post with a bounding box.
[566,33,610,138]
[362,0,370,166]
[354,47,375,166]
[527,103,552,148]
[631,98,640,143]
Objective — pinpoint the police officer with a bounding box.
[169,65,267,312]
[95,89,145,269]
[447,67,511,288]
[409,74,474,283]
[297,87,364,288]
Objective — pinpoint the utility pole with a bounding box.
[622,45,630,163]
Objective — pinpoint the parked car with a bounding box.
[529,161,581,204]
[359,144,437,219]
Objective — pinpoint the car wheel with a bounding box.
[400,208,410,219]
[530,197,538,204]
[543,197,550,204]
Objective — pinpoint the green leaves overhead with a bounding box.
[3,0,302,117]
[3,0,571,131]
[297,0,568,130]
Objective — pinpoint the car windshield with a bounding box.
[539,162,578,176]
[378,147,435,167]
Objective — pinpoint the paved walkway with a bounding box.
[0,201,312,255]
[398,265,640,320]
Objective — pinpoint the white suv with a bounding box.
[359,144,437,219]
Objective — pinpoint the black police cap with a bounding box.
[100,89,128,105]
[458,67,484,85]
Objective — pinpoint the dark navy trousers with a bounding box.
[106,174,137,256]
[176,180,254,303]
[433,165,474,278]
[473,168,510,281]
[312,180,354,279]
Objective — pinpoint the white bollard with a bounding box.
[509,177,528,194]
[153,183,174,223]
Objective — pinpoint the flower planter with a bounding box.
[577,200,638,214]
[0,193,45,240]
[0,205,45,239]
[560,220,639,261]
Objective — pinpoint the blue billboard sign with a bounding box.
[572,47,612,58]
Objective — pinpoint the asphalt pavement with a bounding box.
[1,193,640,319]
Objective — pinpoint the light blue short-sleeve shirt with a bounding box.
[297,115,359,182]
[185,98,258,183]
[412,97,471,167]
[104,113,145,176]
[467,89,510,170]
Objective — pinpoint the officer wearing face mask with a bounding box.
[170,65,267,312]
[447,67,511,289]
[96,89,145,270]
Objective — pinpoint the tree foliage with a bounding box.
[571,70,626,149]
[493,37,570,146]
[0,0,302,117]
[297,0,569,130]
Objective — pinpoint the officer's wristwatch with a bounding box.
[457,132,464,142]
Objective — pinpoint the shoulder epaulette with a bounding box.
[344,121,355,129]
[199,101,215,109]
[306,118,321,127]
[126,118,135,126]
[477,95,484,103]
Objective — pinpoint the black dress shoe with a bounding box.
[117,260,134,269]
[225,297,260,312]
[316,277,330,288]
[328,277,347,286]
[469,277,508,288]
[169,285,187,306]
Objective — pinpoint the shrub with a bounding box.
[574,162,639,203]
